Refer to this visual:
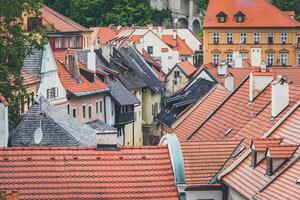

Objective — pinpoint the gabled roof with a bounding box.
[23,48,43,76]
[204,0,300,28]
[54,50,108,96]
[181,140,242,187]
[10,96,96,146]
[162,35,193,56]
[176,61,197,77]
[0,145,178,199]
[41,5,91,33]
[0,92,8,107]
[21,69,40,86]
[156,78,216,127]
[90,27,119,45]
[173,85,229,140]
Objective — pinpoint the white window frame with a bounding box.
[253,33,260,44]
[297,53,300,65]
[280,33,288,44]
[213,33,220,44]
[227,33,233,44]
[212,53,220,65]
[280,53,288,65]
[240,33,247,44]
[226,52,233,63]
[267,53,274,66]
[241,52,248,59]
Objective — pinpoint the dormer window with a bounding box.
[217,12,227,23]
[235,11,245,23]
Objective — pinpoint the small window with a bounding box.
[27,17,42,31]
[72,108,76,118]
[240,33,247,44]
[268,33,274,44]
[147,46,153,54]
[253,33,260,44]
[212,53,220,65]
[217,12,227,23]
[46,87,58,100]
[226,52,233,63]
[227,33,233,44]
[280,32,288,44]
[67,105,70,114]
[235,12,245,23]
[297,36,300,44]
[174,71,180,78]
[213,33,220,44]
[82,105,86,118]
[267,53,274,66]
[241,52,248,59]
[96,101,99,114]
[88,105,92,119]
[280,53,288,65]
[100,101,103,113]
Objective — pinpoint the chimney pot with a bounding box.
[65,49,81,82]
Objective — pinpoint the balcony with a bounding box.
[115,105,135,125]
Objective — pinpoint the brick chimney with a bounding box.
[249,71,273,101]
[96,129,119,151]
[65,49,81,82]
[271,75,289,118]
[87,46,96,72]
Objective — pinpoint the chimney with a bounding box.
[217,61,227,76]
[65,49,81,82]
[251,48,262,67]
[157,26,162,38]
[261,61,267,72]
[96,129,119,151]
[271,75,289,118]
[173,30,177,40]
[233,52,243,68]
[249,71,273,101]
[87,46,96,72]
[224,72,234,92]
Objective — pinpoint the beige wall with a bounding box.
[227,187,247,200]
[142,88,161,125]
[166,67,189,94]
[203,27,300,66]
[68,93,105,123]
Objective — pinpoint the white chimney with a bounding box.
[96,129,119,150]
[218,61,228,76]
[271,75,289,118]
[249,71,273,101]
[261,61,267,72]
[233,52,243,68]
[157,26,162,38]
[0,96,8,147]
[224,73,234,92]
[251,48,262,67]
[173,30,177,40]
[87,45,96,72]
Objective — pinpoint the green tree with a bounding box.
[271,0,300,20]
[0,0,45,124]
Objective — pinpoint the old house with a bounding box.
[203,0,300,66]
[165,60,197,94]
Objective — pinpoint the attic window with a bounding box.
[235,12,245,23]
[217,12,227,23]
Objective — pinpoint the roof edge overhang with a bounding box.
[71,88,110,97]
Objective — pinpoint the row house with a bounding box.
[203,0,300,67]
[23,5,92,51]
[110,46,165,145]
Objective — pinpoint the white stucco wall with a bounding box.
[227,187,247,200]
[105,95,115,126]
[176,29,202,51]
[185,190,223,200]
[0,103,8,147]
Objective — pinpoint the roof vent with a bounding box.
[296,179,300,185]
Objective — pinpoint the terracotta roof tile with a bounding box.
[90,27,119,45]
[21,69,40,86]
[204,0,300,28]
[174,86,229,140]
[0,92,8,107]
[252,138,282,151]
[41,5,91,33]
[162,35,193,56]
[54,51,108,94]
[177,61,197,77]
[181,140,241,186]
[268,145,298,159]
[0,146,178,200]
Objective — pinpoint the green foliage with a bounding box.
[44,0,172,27]
[0,0,45,124]
[195,0,209,16]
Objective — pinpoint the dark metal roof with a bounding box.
[86,120,117,133]
[9,96,96,147]
[156,78,216,127]
[23,48,43,76]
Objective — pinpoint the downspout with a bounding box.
[104,95,107,123]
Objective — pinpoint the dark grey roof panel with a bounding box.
[23,48,43,75]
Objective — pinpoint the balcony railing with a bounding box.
[115,111,134,125]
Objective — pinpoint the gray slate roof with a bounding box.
[76,49,139,106]
[10,96,96,147]
[87,120,117,133]
[23,48,43,76]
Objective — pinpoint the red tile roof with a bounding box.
[54,51,108,94]
[90,27,119,45]
[252,138,282,151]
[188,75,300,143]
[0,146,178,200]
[177,61,197,77]
[162,35,193,56]
[174,85,229,140]
[255,157,300,200]
[41,5,91,33]
[0,92,8,107]
[204,0,300,28]
[21,69,40,86]
[268,145,298,159]
[140,49,165,82]
[0,191,18,200]
[180,140,241,186]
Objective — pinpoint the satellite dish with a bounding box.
[34,127,43,144]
